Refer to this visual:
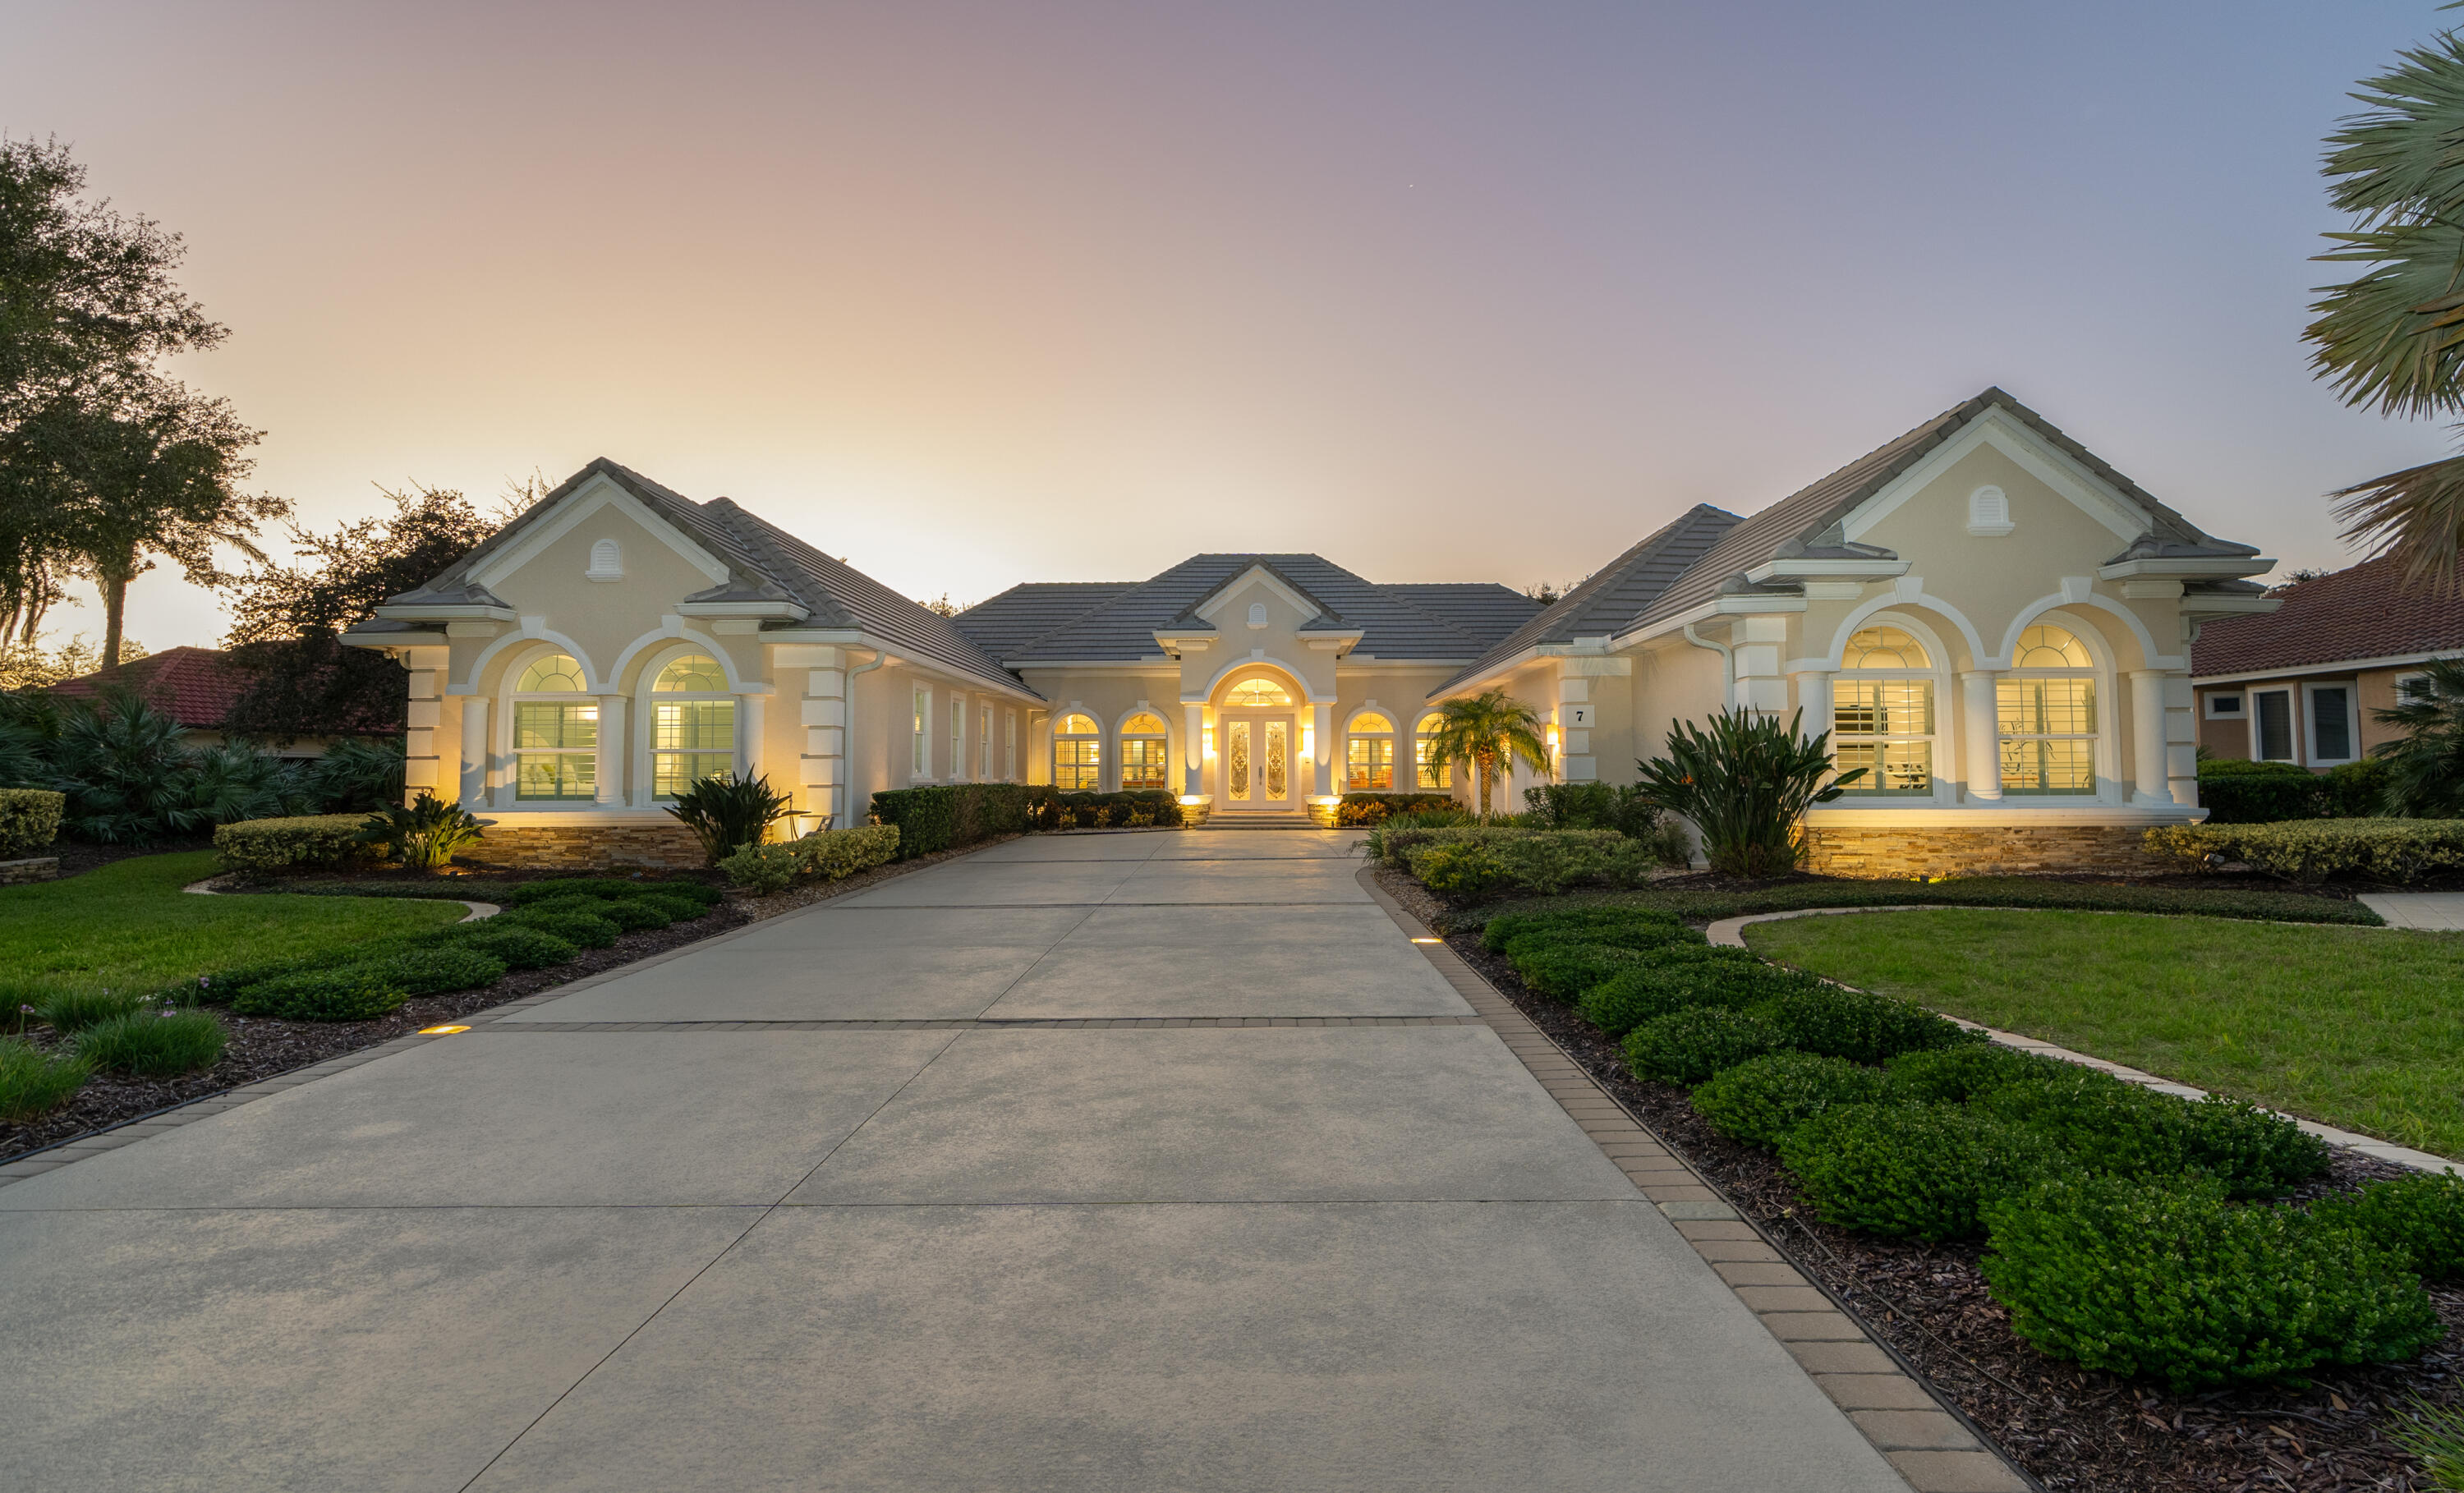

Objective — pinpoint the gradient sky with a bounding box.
[6,1,2457,651]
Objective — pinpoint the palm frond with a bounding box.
[2324,30,2464,224]
[2306,217,2464,418]
[2330,452,2464,592]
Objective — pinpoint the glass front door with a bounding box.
[1219,714,1295,811]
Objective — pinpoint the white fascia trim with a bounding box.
[1805,804,2206,827]
[1841,406,2150,548]
[2178,595,2282,617]
[2193,650,2455,687]
[1743,558,1911,583]
[674,600,810,619]
[1152,632,1215,653]
[757,627,867,643]
[341,628,448,647]
[467,474,730,592]
[2099,557,2273,581]
[1611,597,1798,653]
[1193,565,1327,625]
[374,603,517,623]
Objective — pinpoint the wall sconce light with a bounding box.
[1202,728,1216,760]
[1299,726,1313,759]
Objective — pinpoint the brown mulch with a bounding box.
[1376,871,2464,1493]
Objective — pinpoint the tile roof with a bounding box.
[48,646,246,728]
[2190,555,2464,678]
[963,554,1542,664]
[946,583,1136,662]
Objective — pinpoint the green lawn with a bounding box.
[1745,909,2464,1158]
[0,852,464,999]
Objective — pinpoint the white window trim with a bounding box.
[1004,710,1018,781]
[500,646,600,809]
[2202,691,2246,720]
[638,647,740,804]
[2394,671,2434,703]
[1997,613,2120,802]
[2301,681,2361,768]
[1053,711,1102,792]
[1831,618,1948,804]
[912,688,931,781]
[980,705,993,783]
[1341,705,1400,793]
[950,693,965,783]
[1413,714,1451,791]
[2247,687,2297,764]
[1115,708,1170,792]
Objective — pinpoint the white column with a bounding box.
[737,691,767,785]
[400,646,448,803]
[1961,671,2003,803]
[2129,669,2168,805]
[1182,702,1204,796]
[1732,616,1791,714]
[1791,669,1834,746]
[1312,701,1334,797]
[2163,672,2199,806]
[777,648,844,830]
[458,697,490,809]
[593,695,625,805]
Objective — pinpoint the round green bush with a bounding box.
[634,893,707,923]
[2170,1095,2332,1197]
[232,967,410,1022]
[503,877,645,906]
[2311,1172,2464,1282]
[499,908,620,949]
[1779,1102,2055,1242]
[1497,919,1703,962]
[1973,1071,2324,1198]
[370,947,507,996]
[1885,1044,2071,1105]
[447,925,580,971]
[586,898,673,932]
[1578,954,1806,1036]
[0,1038,91,1120]
[1692,1052,1893,1148]
[1621,1006,1790,1086]
[1756,985,1983,1066]
[1510,943,1651,1001]
[1980,1174,2443,1390]
[1481,905,1689,953]
[75,1009,228,1076]
[637,880,723,908]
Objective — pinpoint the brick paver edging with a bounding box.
[1354,869,2036,1493]
[1712,906,2463,1178]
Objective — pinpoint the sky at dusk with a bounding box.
[5,0,2457,652]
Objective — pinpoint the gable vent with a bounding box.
[1248,602,1269,628]
[1966,485,2013,537]
[586,538,624,581]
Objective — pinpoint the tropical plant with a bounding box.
[2375,655,2464,816]
[2307,30,2464,588]
[1418,688,1551,816]
[356,792,489,871]
[1632,707,1861,877]
[665,771,790,864]
[48,688,214,841]
[300,736,407,812]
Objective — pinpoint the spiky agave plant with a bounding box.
[1632,707,1862,878]
[356,792,490,872]
[664,772,790,865]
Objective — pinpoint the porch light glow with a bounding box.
[1202,727,1216,760]
[1299,726,1312,758]
[417,1025,471,1036]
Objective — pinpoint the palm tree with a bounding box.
[1419,687,1551,816]
[2374,656,2464,816]
[2308,30,2464,590]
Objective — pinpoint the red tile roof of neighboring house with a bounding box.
[48,645,246,728]
[2190,556,2464,678]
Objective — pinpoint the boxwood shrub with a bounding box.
[1884,1044,2073,1105]
[634,893,710,923]
[1980,1174,2443,1390]
[1622,1006,1790,1086]
[1483,905,1693,953]
[232,967,410,1021]
[76,1009,228,1076]
[2310,1172,2464,1282]
[1974,1069,2326,1198]
[437,924,579,970]
[498,907,620,949]
[502,877,646,906]
[2145,818,2464,884]
[0,788,65,859]
[1756,985,1984,1066]
[1692,1052,1891,1148]
[372,947,508,997]
[575,898,671,932]
[1577,953,1812,1036]
[213,814,373,875]
[1780,1102,2057,1242]
[1510,943,1652,1001]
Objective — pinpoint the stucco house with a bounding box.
[344,386,2276,873]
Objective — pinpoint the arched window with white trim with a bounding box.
[1223,676,1292,707]
[1119,712,1169,788]
[513,652,597,801]
[1414,713,1450,789]
[1832,626,1935,796]
[1054,713,1101,790]
[651,653,735,799]
[1999,625,2097,795]
[1346,710,1395,791]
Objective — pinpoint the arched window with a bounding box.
[1833,626,1934,796]
[514,652,597,801]
[1999,624,2096,795]
[651,653,735,799]
[1223,676,1292,707]
[1414,713,1450,789]
[1119,712,1169,788]
[1346,710,1395,791]
[1054,713,1101,790]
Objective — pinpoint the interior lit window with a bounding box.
[1054,712,1101,790]
[651,653,734,800]
[1999,624,2097,794]
[1833,627,1934,796]
[514,652,598,801]
[912,689,930,778]
[1346,710,1395,791]
[1223,677,1293,707]
[1119,711,1169,788]
[1414,713,1450,788]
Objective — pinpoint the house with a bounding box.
[46,646,335,758]
[343,386,2275,874]
[2189,555,2464,769]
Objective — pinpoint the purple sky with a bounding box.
[6,0,2454,650]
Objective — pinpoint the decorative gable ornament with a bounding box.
[1248,602,1269,629]
[1966,485,2014,537]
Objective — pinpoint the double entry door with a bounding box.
[1219,712,1295,812]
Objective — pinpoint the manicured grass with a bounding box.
[1745,909,2464,1158]
[0,852,464,999]
[1451,876,2383,933]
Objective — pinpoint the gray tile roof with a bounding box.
[951,583,1138,661]
[963,554,1542,664]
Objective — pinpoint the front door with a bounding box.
[1220,714,1295,812]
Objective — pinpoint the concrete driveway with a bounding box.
[0,829,1909,1493]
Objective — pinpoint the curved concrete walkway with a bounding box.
[0,830,1910,1492]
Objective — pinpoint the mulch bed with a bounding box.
[1376,870,2464,1492]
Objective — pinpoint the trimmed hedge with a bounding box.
[1623,1007,1790,1085]
[1780,1102,2057,1242]
[1578,952,1809,1036]
[1510,943,1653,1001]
[1692,1052,1889,1147]
[873,784,1041,855]
[1451,876,2384,931]
[0,788,65,858]
[1974,1068,2328,1198]
[1482,904,1692,953]
[498,907,620,948]
[719,823,902,893]
[2311,1172,2464,1282]
[1981,1174,2443,1390]
[2146,818,2464,884]
[439,924,578,970]
[1030,788,1183,831]
[1401,829,1676,899]
[214,814,371,874]
[1335,792,1458,827]
[1756,985,1983,1066]
[1885,1044,2071,1105]
[232,966,409,1021]
[2195,760,2325,824]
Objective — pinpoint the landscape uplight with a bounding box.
[417,1025,471,1036]
[1410,937,1441,944]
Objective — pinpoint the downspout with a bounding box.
[840,647,888,830]
[1682,622,1735,711]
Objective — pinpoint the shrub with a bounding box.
[1781,1103,2056,1241]
[1980,1174,2443,1389]
[1361,806,1476,861]
[502,876,648,905]
[2145,818,2464,884]
[1633,705,1855,877]
[880,785,1041,849]
[2310,1172,2464,1282]
[1455,875,2384,933]
[1336,792,1458,827]
[76,1008,228,1075]
[1885,1044,2072,1105]
[1693,1052,1892,1147]
[1511,942,1651,1001]
[32,987,147,1034]
[499,907,620,948]
[0,1038,90,1119]
[718,843,796,894]
[577,898,671,932]
[214,813,371,874]
[1481,904,1691,953]
[442,924,579,970]
[641,880,723,907]
[2323,756,2393,817]
[873,785,956,854]
[791,823,900,879]
[1755,985,1984,1066]
[1623,1006,1791,1086]
[232,966,409,1021]
[1497,917,1700,962]
[2195,759,2325,824]
[1974,1069,2328,1198]
[1524,781,1694,864]
[666,772,791,864]
[357,792,490,871]
[370,947,507,995]
[1579,954,1812,1036]
[1409,839,1513,899]
[636,893,708,922]
[0,788,64,857]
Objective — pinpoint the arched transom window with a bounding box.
[1346,710,1395,791]
[1119,712,1169,789]
[1999,624,2096,795]
[1054,713,1101,790]
[1414,713,1450,789]
[1833,626,1934,797]
[514,652,597,801]
[652,653,735,800]
[1223,677,1292,707]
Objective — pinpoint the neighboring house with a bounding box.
[2189,556,2464,769]
[47,646,335,758]
[344,386,2276,874]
